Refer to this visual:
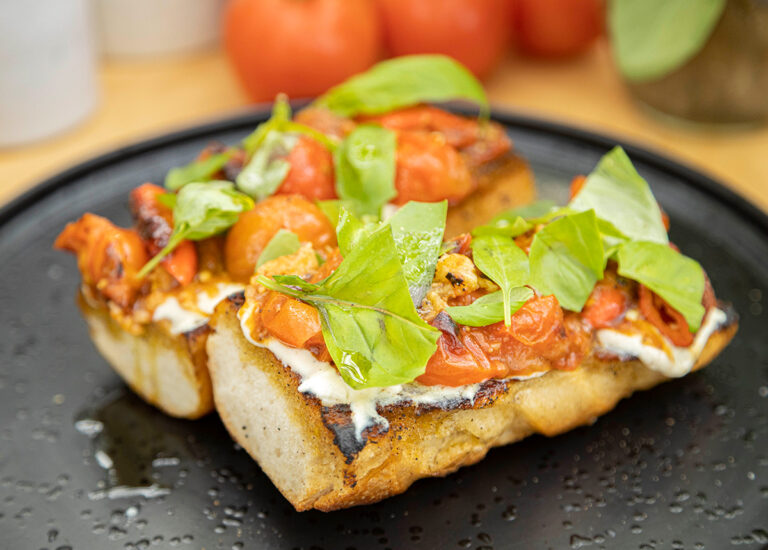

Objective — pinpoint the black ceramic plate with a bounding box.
[1,110,767,550]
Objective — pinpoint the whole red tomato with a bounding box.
[377,0,510,78]
[223,0,382,102]
[511,0,603,57]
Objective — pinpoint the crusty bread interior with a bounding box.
[79,293,213,419]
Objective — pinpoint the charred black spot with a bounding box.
[431,311,458,339]
[445,272,464,287]
[321,405,367,463]
[227,291,246,309]
[184,322,212,341]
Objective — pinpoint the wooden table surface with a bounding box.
[1,40,766,211]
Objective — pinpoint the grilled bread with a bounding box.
[207,296,737,511]
[77,153,535,419]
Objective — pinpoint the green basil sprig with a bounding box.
[617,241,705,330]
[529,210,606,312]
[137,181,254,278]
[256,229,301,269]
[165,150,236,191]
[570,146,668,244]
[471,234,531,326]
[334,125,397,218]
[445,288,534,327]
[336,201,447,306]
[609,0,726,82]
[314,54,489,118]
[236,131,298,200]
[258,224,439,389]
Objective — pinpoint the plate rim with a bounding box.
[3,106,766,238]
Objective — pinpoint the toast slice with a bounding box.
[206,296,737,511]
[79,152,535,419]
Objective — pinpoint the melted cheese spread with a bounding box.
[596,308,726,378]
[238,302,544,440]
[153,283,244,335]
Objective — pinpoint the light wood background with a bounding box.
[1,40,766,211]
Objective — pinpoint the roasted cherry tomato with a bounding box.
[393,131,474,205]
[582,280,628,328]
[511,0,603,58]
[129,183,198,286]
[223,0,381,101]
[54,213,148,308]
[276,136,337,200]
[377,0,510,77]
[224,195,336,282]
[261,291,323,348]
[362,105,511,166]
[506,294,563,347]
[638,284,694,347]
[418,322,508,386]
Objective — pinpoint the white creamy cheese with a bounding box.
[153,283,244,335]
[596,307,727,378]
[238,303,545,440]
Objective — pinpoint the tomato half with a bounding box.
[638,285,694,347]
[276,136,337,200]
[223,0,381,102]
[582,280,628,329]
[224,195,336,282]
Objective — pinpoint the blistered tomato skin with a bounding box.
[54,213,148,308]
[261,291,323,348]
[276,136,337,201]
[224,195,336,282]
[638,285,695,347]
[393,131,474,205]
[582,281,628,329]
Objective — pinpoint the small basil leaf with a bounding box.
[389,201,447,305]
[259,225,439,389]
[529,210,605,312]
[165,151,234,191]
[336,207,377,257]
[137,181,253,278]
[269,274,321,293]
[570,147,668,244]
[472,215,531,238]
[609,0,726,82]
[334,125,397,217]
[316,200,342,229]
[617,241,706,331]
[471,234,530,326]
[445,287,534,327]
[256,229,301,268]
[314,54,488,117]
[236,131,298,200]
[242,95,293,155]
[491,200,559,222]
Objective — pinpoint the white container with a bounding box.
[0,0,98,147]
[94,0,225,58]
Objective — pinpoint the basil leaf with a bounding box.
[570,147,668,245]
[389,201,447,305]
[236,131,298,200]
[271,274,321,293]
[336,207,377,257]
[471,234,530,326]
[259,225,439,389]
[609,0,726,82]
[138,181,253,278]
[529,210,605,312]
[492,200,559,222]
[617,241,706,331]
[165,151,234,191]
[334,125,397,217]
[314,54,488,117]
[317,199,342,229]
[445,288,534,327]
[472,215,531,238]
[256,229,301,268]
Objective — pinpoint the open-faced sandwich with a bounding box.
[55,56,535,419]
[206,146,737,511]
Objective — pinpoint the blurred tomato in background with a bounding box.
[223,0,381,102]
[511,0,603,58]
[377,0,510,78]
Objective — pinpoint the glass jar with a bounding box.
[626,0,768,126]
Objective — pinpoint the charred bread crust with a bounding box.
[78,293,213,419]
[207,298,737,511]
[446,152,535,237]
